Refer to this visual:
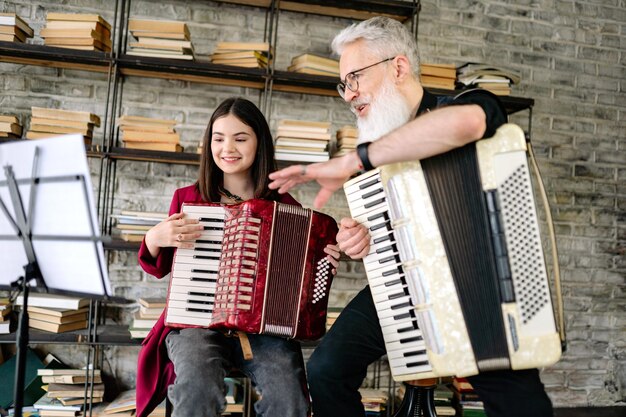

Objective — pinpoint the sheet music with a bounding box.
[0,135,111,297]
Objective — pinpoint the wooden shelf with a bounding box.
[215,0,419,22]
[107,146,201,165]
[0,41,111,73]
[0,324,139,346]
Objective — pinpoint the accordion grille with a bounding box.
[499,164,550,324]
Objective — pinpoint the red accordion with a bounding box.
[164,199,338,341]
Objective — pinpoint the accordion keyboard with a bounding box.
[344,169,433,380]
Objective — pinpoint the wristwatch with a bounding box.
[356,141,375,171]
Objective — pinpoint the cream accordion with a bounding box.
[164,199,338,340]
[344,124,562,381]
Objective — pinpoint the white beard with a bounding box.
[355,76,413,144]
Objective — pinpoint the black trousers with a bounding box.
[307,286,554,417]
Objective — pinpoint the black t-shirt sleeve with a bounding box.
[449,89,508,139]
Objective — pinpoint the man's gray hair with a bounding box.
[331,16,420,78]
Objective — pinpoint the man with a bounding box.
[269,16,553,417]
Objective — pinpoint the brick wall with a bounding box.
[1,0,623,408]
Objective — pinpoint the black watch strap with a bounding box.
[356,141,375,171]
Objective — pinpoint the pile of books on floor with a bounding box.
[274,119,331,163]
[102,389,136,416]
[420,63,457,90]
[359,388,388,416]
[0,298,12,335]
[27,107,101,145]
[129,298,165,339]
[41,13,112,52]
[451,377,486,416]
[0,115,23,140]
[457,63,521,96]
[211,41,271,68]
[117,115,182,152]
[111,209,167,242]
[15,294,89,334]
[128,18,193,60]
[333,125,357,157]
[287,53,339,77]
[34,369,104,416]
[0,12,34,43]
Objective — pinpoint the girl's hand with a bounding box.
[336,217,370,259]
[144,212,204,258]
[324,243,341,276]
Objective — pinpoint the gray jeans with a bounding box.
[165,328,309,417]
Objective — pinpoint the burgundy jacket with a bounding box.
[135,184,300,417]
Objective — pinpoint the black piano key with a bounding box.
[191,268,217,274]
[373,233,392,244]
[391,301,412,310]
[397,322,419,333]
[378,254,401,265]
[190,277,218,282]
[364,197,386,209]
[404,350,428,358]
[188,299,213,305]
[362,188,384,199]
[388,290,407,300]
[367,211,389,222]
[194,247,221,253]
[187,307,212,313]
[196,239,221,245]
[382,267,402,277]
[384,278,403,287]
[406,360,431,368]
[203,225,224,231]
[393,312,411,321]
[399,335,423,344]
[188,291,213,297]
[199,217,223,222]
[359,178,380,190]
[370,221,391,232]
[193,255,221,261]
[376,243,397,254]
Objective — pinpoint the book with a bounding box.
[288,61,339,75]
[115,224,152,231]
[38,409,79,417]
[46,12,112,31]
[103,389,135,414]
[287,66,338,77]
[30,125,92,137]
[129,19,189,36]
[41,374,101,384]
[38,369,101,377]
[129,327,150,338]
[42,37,108,48]
[457,62,521,85]
[40,28,110,45]
[33,394,81,412]
[421,63,457,79]
[138,298,167,309]
[132,37,192,48]
[15,294,89,310]
[31,107,101,126]
[117,115,177,126]
[420,74,456,90]
[29,318,87,333]
[291,53,339,69]
[274,151,329,162]
[452,377,474,392]
[129,30,189,40]
[0,348,46,409]
[277,119,330,130]
[46,383,105,399]
[0,27,28,42]
[275,138,328,149]
[0,115,18,124]
[0,13,34,37]
[211,50,269,60]
[215,41,270,53]
[31,118,93,130]
[122,130,180,143]
[132,312,158,328]
[126,50,194,60]
[0,121,22,135]
[276,129,331,141]
[27,310,88,325]
[124,142,183,152]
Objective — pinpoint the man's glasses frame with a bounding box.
[336,57,395,98]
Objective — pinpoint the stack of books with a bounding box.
[333,125,358,158]
[325,307,341,331]
[274,119,331,163]
[420,63,457,90]
[40,13,112,52]
[130,298,164,339]
[0,298,12,335]
[287,53,339,77]
[0,115,22,140]
[127,19,193,60]
[117,115,181,152]
[15,294,89,333]
[451,377,486,417]
[103,389,136,416]
[27,107,101,145]
[111,210,167,242]
[0,13,34,43]
[456,63,521,96]
[359,388,388,416]
[37,370,105,413]
[211,41,271,68]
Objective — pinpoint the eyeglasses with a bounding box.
[336,57,395,98]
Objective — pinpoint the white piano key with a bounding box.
[168,292,215,303]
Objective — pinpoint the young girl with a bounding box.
[135,97,340,417]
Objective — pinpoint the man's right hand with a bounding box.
[336,217,370,259]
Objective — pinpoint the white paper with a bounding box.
[0,135,111,297]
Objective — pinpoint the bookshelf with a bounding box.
[0,1,536,416]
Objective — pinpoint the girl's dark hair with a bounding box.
[197,97,278,203]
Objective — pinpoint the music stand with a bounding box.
[0,135,118,417]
